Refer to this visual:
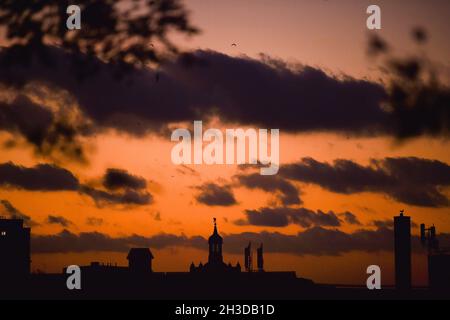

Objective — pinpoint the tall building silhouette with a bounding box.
[208,218,223,265]
[244,242,253,272]
[190,218,241,273]
[0,218,31,278]
[127,248,154,273]
[394,210,411,290]
[257,243,264,272]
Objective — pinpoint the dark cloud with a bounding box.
[235,209,289,227]
[1,38,447,164]
[0,95,53,147]
[280,157,450,207]
[103,168,147,190]
[83,167,152,207]
[237,207,342,228]
[32,226,449,256]
[0,46,389,137]
[0,95,88,162]
[195,183,237,206]
[371,219,394,229]
[223,228,447,256]
[80,186,152,207]
[370,219,418,229]
[340,211,362,226]
[234,173,301,205]
[0,162,79,191]
[0,199,38,226]
[32,230,206,254]
[46,215,72,227]
[237,162,265,172]
[162,51,389,135]
[86,217,104,227]
[223,227,396,256]
[0,162,152,207]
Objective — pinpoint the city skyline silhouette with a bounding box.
[1,211,450,299]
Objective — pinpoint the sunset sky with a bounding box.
[0,0,449,286]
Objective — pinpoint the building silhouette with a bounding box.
[190,218,241,273]
[69,247,154,276]
[257,243,264,272]
[420,223,450,289]
[128,248,154,273]
[3,214,450,299]
[394,210,411,290]
[75,261,127,274]
[208,217,223,264]
[244,242,264,272]
[244,242,253,272]
[0,217,30,279]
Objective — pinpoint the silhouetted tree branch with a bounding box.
[368,28,450,139]
[0,0,199,76]
[0,0,198,162]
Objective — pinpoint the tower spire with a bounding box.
[208,217,223,265]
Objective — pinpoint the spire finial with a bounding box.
[213,217,218,234]
[400,209,404,216]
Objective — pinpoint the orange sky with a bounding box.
[0,0,449,286]
[176,0,450,79]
